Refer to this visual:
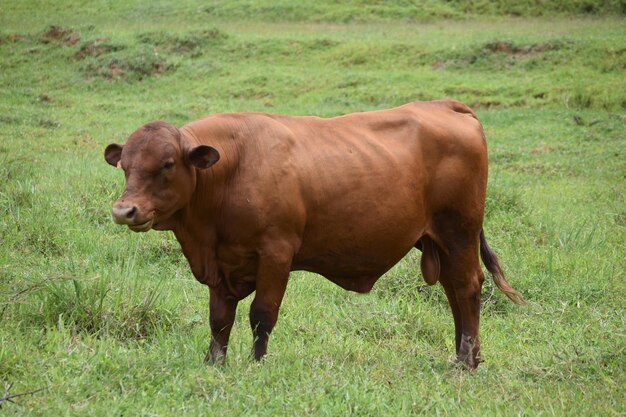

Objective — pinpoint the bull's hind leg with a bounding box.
[438,233,485,369]
[440,281,463,354]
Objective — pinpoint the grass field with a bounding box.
[1,1,625,415]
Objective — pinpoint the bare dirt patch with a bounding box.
[433,39,568,69]
[40,25,79,46]
[74,38,123,59]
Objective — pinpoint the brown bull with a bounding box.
[104,99,524,368]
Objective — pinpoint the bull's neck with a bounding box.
[173,124,240,243]
[166,124,240,287]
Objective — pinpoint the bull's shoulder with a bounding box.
[183,113,300,154]
[184,112,291,133]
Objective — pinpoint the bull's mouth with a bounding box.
[128,218,154,232]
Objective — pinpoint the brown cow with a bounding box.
[104,99,524,369]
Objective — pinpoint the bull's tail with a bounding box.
[479,229,526,305]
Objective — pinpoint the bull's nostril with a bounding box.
[126,206,137,220]
[112,204,138,225]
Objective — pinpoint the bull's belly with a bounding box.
[292,251,411,293]
[292,218,423,292]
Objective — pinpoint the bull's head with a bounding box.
[104,121,219,232]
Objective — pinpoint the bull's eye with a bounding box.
[163,161,175,170]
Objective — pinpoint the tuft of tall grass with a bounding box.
[7,268,178,341]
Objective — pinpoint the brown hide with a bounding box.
[105,99,523,369]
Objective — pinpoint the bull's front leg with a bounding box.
[205,286,238,364]
[249,246,292,361]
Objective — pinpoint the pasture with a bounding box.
[0,1,624,415]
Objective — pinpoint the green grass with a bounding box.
[1,1,625,415]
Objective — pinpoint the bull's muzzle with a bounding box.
[111,203,153,232]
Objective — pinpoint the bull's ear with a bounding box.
[187,145,220,169]
[104,144,123,168]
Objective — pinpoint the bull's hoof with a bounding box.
[204,344,227,365]
[456,335,481,370]
[455,354,482,370]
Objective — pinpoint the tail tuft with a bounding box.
[480,230,526,305]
